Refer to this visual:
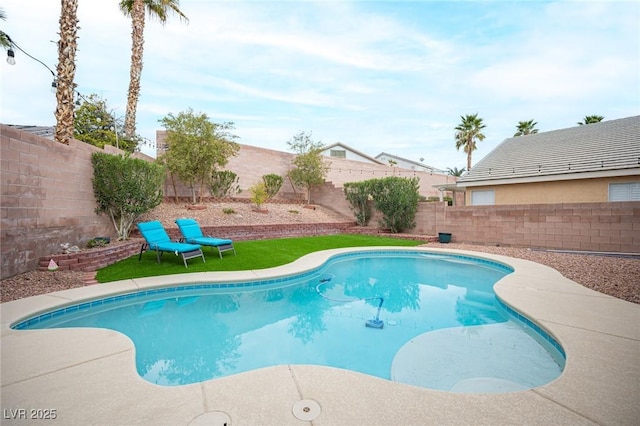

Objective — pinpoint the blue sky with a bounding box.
[1,0,638,170]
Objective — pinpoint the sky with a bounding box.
[1,0,638,170]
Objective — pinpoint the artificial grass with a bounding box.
[96,234,424,283]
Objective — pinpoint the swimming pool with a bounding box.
[14,250,565,392]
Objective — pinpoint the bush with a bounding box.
[249,182,269,210]
[210,170,240,197]
[87,237,110,248]
[262,174,284,199]
[92,152,165,240]
[343,181,373,226]
[370,177,420,233]
[222,208,236,214]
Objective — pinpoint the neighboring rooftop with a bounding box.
[321,142,384,164]
[4,125,55,139]
[376,152,446,174]
[458,115,640,184]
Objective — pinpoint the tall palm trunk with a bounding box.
[124,0,145,138]
[54,0,79,145]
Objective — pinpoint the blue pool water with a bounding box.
[15,251,565,391]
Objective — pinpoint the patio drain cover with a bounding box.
[188,411,232,426]
[292,399,321,421]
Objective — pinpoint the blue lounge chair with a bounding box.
[137,221,205,267]
[175,218,236,259]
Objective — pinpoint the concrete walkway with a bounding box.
[2,247,639,425]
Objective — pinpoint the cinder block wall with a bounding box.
[415,202,640,252]
[4,125,638,279]
[1,125,120,278]
[156,131,457,201]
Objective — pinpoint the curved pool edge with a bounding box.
[2,247,639,425]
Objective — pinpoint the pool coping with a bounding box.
[2,247,639,425]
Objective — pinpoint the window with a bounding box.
[471,189,495,205]
[609,182,640,201]
[330,149,346,158]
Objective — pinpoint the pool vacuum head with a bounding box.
[365,319,384,329]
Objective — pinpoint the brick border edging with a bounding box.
[38,240,143,272]
[38,223,438,272]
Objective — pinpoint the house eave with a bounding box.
[455,167,640,188]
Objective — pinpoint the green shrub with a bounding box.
[222,208,236,214]
[87,237,110,248]
[262,174,284,199]
[92,152,165,240]
[210,170,240,197]
[343,181,373,226]
[249,182,269,210]
[369,176,420,233]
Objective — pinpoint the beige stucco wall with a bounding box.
[465,175,640,205]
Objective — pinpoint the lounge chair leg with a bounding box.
[138,244,148,261]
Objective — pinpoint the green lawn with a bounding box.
[96,234,424,283]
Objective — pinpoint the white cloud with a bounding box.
[1,0,638,171]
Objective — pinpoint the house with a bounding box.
[455,116,640,205]
[320,142,384,164]
[375,152,447,174]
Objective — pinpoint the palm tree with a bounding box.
[454,113,486,171]
[54,0,79,145]
[514,119,539,137]
[577,115,604,125]
[119,0,188,138]
[446,166,466,177]
[0,9,10,49]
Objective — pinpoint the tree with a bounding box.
[92,152,165,240]
[159,108,239,204]
[74,94,138,152]
[577,115,604,125]
[54,0,79,145]
[119,0,188,138]
[454,113,486,171]
[446,166,466,177]
[514,119,539,137]
[0,9,10,48]
[286,131,330,204]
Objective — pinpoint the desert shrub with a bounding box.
[210,170,240,197]
[343,180,373,226]
[369,176,420,233]
[262,174,284,199]
[92,152,165,240]
[222,208,236,214]
[249,182,269,210]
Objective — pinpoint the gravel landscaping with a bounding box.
[2,202,638,304]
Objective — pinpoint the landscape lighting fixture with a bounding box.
[6,48,16,65]
[51,79,57,93]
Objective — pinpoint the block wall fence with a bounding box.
[155,130,458,201]
[312,182,640,252]
[2,125,639,279]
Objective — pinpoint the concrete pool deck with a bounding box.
[1,247,639,425]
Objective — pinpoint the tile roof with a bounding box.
[5,124,55,139]
[458,115,640,184]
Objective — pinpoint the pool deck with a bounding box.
[2,247,639,425]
